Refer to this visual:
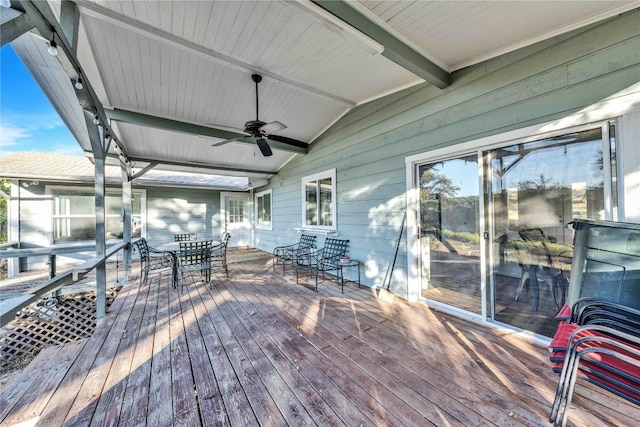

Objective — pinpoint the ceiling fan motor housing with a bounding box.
[244,119,267,136]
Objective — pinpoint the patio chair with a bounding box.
[273,234,317,274]
[178,240,212,289]
[296,238,349,291]
[132,238,175,285]
[512,228,568,312]
[211,232,231,277]
[174,233,197,241]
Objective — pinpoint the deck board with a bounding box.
[1,249,639,427]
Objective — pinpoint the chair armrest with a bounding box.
[211,242,225,251]
[320,254,342,269]
[296,248,322,266]
[147,245,170,255]
[274,242,299,256]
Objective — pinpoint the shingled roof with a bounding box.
[0,152,249,190]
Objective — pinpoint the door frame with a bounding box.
[405,148,487,320]
[405,119,621,342]
[219,192,253,248]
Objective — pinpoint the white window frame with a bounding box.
[255,189,273,230]
[301,168,337,231]
[45,185,146,243]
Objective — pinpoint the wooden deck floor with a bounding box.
[1,249,639,426]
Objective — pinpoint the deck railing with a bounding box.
[0,241,129,327]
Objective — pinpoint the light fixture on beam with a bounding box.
[47,34,58,56]
[0,0,11,8]
[93,114,100,125]
[74,77,83,90]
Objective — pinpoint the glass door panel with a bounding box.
[489,127,607,336]
[419,154,482,314]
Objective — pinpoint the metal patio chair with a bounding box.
[174,233,197,241]
[211,232,231,278]
[296,238,349,291]
[178,240,212,289]
[273,234,317,274]
[132,238,175,285]
[512,228,568,312]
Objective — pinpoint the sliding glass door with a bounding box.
[418,154,482,314]
[488,125,615,336]
[417,121,618,337]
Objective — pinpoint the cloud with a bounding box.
[0,112,77,154]
[0,123,30,147]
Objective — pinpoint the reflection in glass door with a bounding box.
[419,155,482,314]
[489,125,614,337]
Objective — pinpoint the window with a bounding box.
[51,188,143,243]
[301,169,336,230]
[227,199,244,223]
[255,189,272,230]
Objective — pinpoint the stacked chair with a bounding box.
[132,238,175,286]
[211,232,231,278]
[272,234,317,274]
[548,298,640,426]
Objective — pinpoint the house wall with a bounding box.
[145,187,223,247]
[254,9,640,296]
[10,182,229,271]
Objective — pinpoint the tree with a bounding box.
[0,179,10,243]
[420,169,459,199]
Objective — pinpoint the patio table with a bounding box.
[156,240,220,288]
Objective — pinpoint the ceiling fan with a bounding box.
[211,73,302,157]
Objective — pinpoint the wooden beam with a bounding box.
[126,156,278,177]
[1,8,34,48]
[14,0,120,155]
[312,0,450,88]
[105,108,309,155]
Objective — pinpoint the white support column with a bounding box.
[93,125,107,321]
[120,159,132,278]
[8,180,20,277]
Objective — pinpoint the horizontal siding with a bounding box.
[257,8,640,292]
[146,188,222,247]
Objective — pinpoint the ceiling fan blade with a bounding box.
[259,121,286,135]
[256,137,273,157]
[267,134,308,149]
[211,135,244,147]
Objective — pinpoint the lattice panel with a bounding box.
[0,288,121,373]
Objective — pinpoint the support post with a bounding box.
[92,124,107,321]
[121,159,132,279]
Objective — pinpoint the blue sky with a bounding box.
[1,45,82,156]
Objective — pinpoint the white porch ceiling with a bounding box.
[5,0,639,182]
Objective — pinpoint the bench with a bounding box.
[548,298,640,426]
